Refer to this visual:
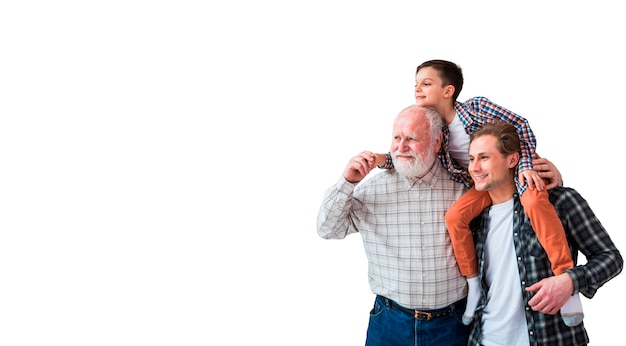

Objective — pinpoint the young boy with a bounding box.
[376,59,583,326]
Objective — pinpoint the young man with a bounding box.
[317,105,470,345]
[466,121,623,345]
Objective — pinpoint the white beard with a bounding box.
[392,148,437,178]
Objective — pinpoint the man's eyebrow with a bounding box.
[470,151,487,157]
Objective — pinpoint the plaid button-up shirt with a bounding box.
[317,163,467,309]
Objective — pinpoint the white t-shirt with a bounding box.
[480,199,530,346]
[447,115,470,168]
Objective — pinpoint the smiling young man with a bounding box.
[466,121,623,345]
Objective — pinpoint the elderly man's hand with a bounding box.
[344,151,378,184]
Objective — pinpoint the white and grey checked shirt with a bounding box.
[317,162,467,309]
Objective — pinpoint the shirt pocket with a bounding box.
[526,233,548,259]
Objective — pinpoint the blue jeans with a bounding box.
[365,295,470,346]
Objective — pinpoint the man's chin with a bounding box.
[473,183,487,192]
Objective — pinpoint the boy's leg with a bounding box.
[445,187,491,276]
[520,189,583,326]
[520,189,573,274]
[445,187,491,325]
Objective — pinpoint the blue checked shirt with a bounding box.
[317,163,467,309]
[381,97,537,191]
[468,188,623,346]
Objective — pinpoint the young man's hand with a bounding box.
[533,154,563,189]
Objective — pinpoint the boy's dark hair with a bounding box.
[416,60,464,102]
[470,121,522,157]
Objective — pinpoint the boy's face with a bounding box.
[414,66,451,108]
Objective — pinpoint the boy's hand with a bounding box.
[519,169,545,191]
[374,153,388,167]
[533,154,563,190]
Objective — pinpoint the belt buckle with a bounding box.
[414,310,432,320]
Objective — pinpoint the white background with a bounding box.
[2,1,624,345]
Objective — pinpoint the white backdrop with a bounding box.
[2,1,624,345]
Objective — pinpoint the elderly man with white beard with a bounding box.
[317,105,471,346]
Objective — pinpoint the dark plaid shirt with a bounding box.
[467,188,623,345]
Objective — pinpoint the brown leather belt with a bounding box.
[383,296,465,320]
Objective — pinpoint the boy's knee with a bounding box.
[520,189,549,210]
[445,207,469,230]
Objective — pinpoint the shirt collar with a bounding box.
[400,162,442,189]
